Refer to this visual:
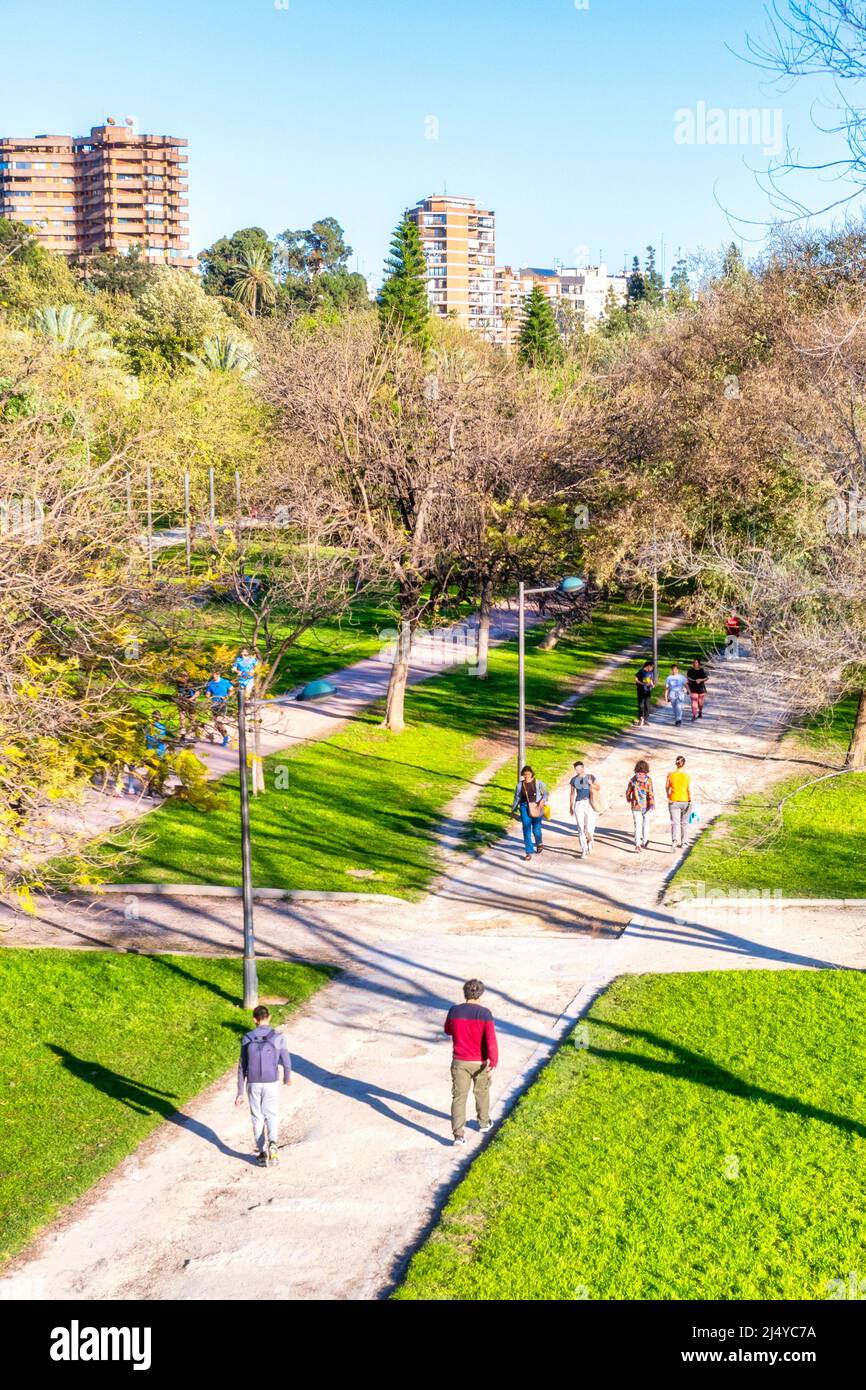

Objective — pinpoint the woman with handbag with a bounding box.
[511,764,549,861]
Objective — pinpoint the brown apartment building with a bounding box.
[0,118,193,267]
[408,195,496,337]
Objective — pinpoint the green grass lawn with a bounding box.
[0,948,330,1267]
[670,695,866,900]
[75,605,709,896]
[395,969,866,1301]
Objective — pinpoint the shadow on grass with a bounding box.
[587,1022,866,1140]
[46,1045,255,1161]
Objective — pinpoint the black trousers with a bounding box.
[637,690,651,721]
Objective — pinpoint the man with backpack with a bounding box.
[235,1005,292,1167]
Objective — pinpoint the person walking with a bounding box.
[143,711,170,797]
[444,979,498,1146]
[568,759,600,858]
[625,759,655,853]
[635,659,655,726]
[204,669,233,746]
[687,658,708,721]
[235,1005,292,1168]
[664,664,688,726]
[511,764,549,861]
[665,755,692,851]
[175,673,200,742]
[232,646,258,695]
[724,612,742,659]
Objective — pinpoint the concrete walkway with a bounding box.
[2,646,864,1301]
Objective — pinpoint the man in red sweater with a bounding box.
[444,979,499,1145]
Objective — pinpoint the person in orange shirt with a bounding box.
[665,755,692,850]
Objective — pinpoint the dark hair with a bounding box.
[634,759,650,774]
[463,979,484,1001]
[252,1005,271,1022]
[520,765,534,777]
[671,664,679,671]
[573,760,584,769]
[675,756,686,767]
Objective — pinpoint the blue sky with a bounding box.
[2,0,857,282]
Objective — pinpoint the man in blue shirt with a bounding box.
[204,670,233,746]
[232,647,258,695]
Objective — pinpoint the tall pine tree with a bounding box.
[643,245,665,305]
[626,255,646,305]
[378,214,432,351]
[518,285,563,367]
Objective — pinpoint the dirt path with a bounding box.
[3,645,863,1302]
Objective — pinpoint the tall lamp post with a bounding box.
[237,686,258,1008]
[517,575,585,776]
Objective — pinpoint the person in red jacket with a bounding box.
[444,978,499,1145]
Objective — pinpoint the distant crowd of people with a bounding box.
[108,647,259,799]
[508,631,725,862]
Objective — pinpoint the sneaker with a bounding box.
[675,720,682,726]
[587,839,595,855]
[453,1132,466,1146]
[479,1122,492,1133]
[268,1145,279,1166]
[256,1151,268,1167]
[668,843,676,852]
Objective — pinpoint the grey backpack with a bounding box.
[247,1029,280,1083]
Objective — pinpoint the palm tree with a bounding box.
[230,247,276,318]
[31,304,112,355]
[183,334,254,378]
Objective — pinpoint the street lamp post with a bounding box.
[517,575,585,779]
[237,686,258,1009]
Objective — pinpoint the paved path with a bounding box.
[3,647,864,1301]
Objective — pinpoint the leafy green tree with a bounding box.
[668,256,692,310]
[122,267,230,371]
[275,217,352,279]
[231,245,277,319]
[517,285,563,367]
[378,214,431,351]
[74,246,158,299]
[198,227,274,298]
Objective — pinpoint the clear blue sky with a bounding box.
[1,0,853,282]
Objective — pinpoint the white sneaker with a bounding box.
[479,1122,492,1133]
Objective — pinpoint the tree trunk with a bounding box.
[539,618,568,651]
[845,688,866,769]
[475,577,493,678]
[383,620,413,732]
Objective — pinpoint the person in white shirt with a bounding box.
[664,664,688,726]
[568,760,599,858]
